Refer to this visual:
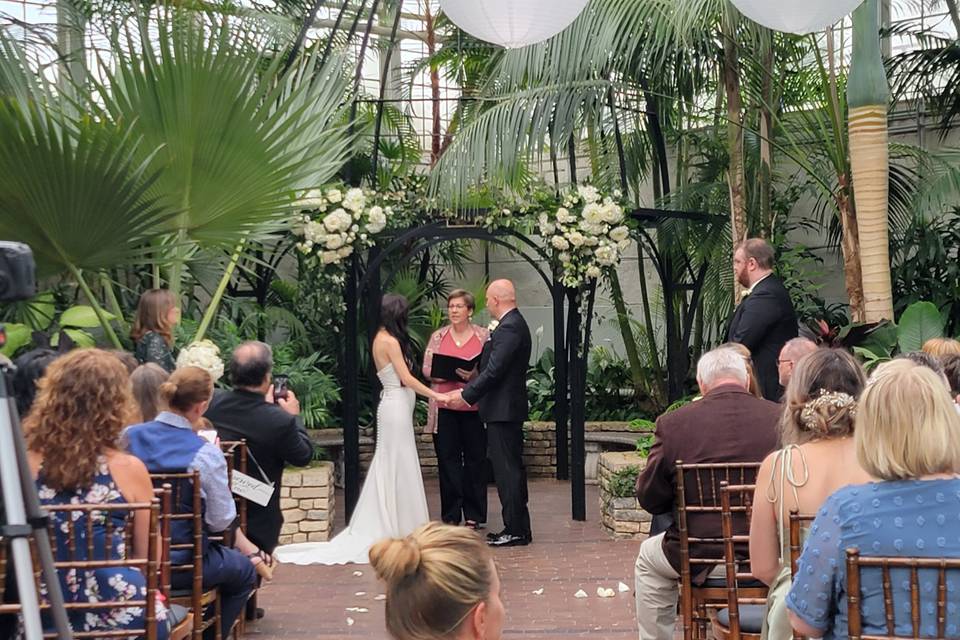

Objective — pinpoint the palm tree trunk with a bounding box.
[848,0,893,322]
[759,29,774,236]
[722,9,746,300]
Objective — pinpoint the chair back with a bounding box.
[787,510,816,640]
[846,548,960,640]
[216,440,249,544]
[718,482,764,638]
[30,499,160,639]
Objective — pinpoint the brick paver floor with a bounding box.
[249,478,643,639]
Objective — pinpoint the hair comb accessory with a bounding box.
[799,389,857,433]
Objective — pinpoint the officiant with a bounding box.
[422,289,490,529]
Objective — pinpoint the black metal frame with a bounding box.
[342,222,598,522]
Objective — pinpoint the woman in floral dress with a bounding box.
[23,348,171,638]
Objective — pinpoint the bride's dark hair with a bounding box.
[379,294,416,370]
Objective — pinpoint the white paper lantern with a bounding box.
[440,0,590,49]
[730,0,865,34]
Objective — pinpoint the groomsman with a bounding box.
[727,238,798,401]
[448,279,533,547]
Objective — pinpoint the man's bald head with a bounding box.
[486,279,517,319]
[777,337,818,387]
[230,340,273,389]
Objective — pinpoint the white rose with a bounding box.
[323,208,352,233]
[567,231,586,247]
[609,225,629,242]
[551,236,570,251]
[559,252,572,264]
[325,234,345,250]
[296,188,325,209]
[326,188,343,203]
[556,207,575,225]
[303,220,326,244]
[366,206,387,233]
[337,245,354,258]
[577,184,600,204]
[582,202,604,225]
[618,239,631,251]
[342,188,366,213]
[595,244,618,266]
[320,250,340,264]
[602,202,624,224]
[586,265,602,279]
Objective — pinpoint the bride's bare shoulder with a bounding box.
[373,331,400,350]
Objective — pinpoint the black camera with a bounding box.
[0,242,36,303]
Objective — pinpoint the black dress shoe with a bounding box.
[486,529,506,541]
[487,533,530,547]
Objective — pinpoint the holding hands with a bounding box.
[435,389,469,410]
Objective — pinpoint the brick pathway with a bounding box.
[248,478,643,639]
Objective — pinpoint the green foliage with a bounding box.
[896,301,945,353]
[526,349,556,421]
[585,346,641,421]
[635,433,656,457]
[609,465,640,499]
[628,417,656,431]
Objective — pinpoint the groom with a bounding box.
[448,279,533,547]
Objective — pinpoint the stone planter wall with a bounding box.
[277,463,335,545]
[598,451,651,539]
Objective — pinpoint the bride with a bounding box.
[275,294,445,565]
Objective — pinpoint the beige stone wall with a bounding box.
[598,451,651,539]
[277,463,335,545]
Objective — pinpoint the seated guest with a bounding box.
[110,349,140,374]
[370,522,504,640]
[11,347,58,416]
[633,347,781,640]
[921,337,960,359]
[126,366,257,637]
[776,337,818,390]
[787,359,960,639]
[720,342,763,398]
[749,349,869,640]
[204,341,313,555]
[131,288,179,372]
[942,354,960,405]
[23,349,173,637]
[131,363,170,422]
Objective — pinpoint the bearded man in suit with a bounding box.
[727,238,798,400]
[447,279,533,547]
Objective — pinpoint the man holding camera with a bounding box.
[205,341,314,556]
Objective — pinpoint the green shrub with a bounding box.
[609,465,640,498]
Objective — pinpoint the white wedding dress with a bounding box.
[275,363,430,565]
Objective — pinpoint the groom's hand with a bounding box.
[446,390,469,409]
[455,366,478,382]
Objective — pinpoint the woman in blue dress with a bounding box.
[23,348,171,638]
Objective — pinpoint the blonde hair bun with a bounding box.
[370,536,421,586]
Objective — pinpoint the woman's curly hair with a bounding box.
[24,348,138,491]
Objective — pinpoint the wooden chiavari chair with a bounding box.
[846,549,960,640]
[218,439,252,639]
[0,499,161,638]
[675,461,764,640]
[713,482,767,640]
[788,510,816,640]
[149,471,221,640]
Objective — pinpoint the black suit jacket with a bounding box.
[635,385,780,578]
[204,388,314,552]
[461,308,532,424]
[727,274,798,400]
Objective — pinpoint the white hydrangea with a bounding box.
[551,235,570,251]
[567,231,586,247]
[176,340,224,382]
[556,207,575,224]
[342,188,366,213]
[577,184,600,204]
[326,188,343,203]
[366,206,387,234]
[595,244,618,266]
[323,208,352,233]
[609,225,630,242]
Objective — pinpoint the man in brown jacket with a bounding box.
[633,346,781,640]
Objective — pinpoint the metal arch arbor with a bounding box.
[340,221,598,523]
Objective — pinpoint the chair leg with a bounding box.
[215,593,223,640]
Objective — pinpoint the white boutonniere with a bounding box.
[487,319,500,333]
[740,287,753,300]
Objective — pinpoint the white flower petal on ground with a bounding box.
[353,571,363,577]
[346,617,355,626]
[374,594,386,601]
[618,582,630,593]
[532,588,544,595]
[355,592,366,597]
[574,589,588,598]
[597,587,615,598]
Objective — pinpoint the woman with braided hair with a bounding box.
[748,348,870,640]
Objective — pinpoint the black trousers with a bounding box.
[435,409,488,524]
[486,421,531,539]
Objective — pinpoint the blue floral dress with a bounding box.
[32,459,170,639]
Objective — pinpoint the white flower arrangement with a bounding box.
[293,186,395,268]
[537,185,629,287]
[176,340,225,382]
